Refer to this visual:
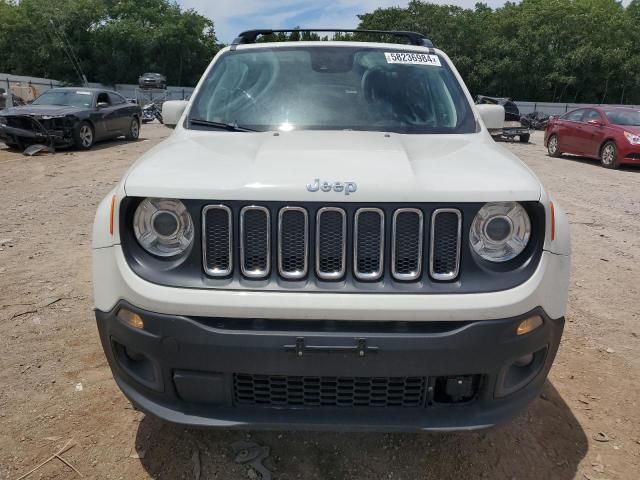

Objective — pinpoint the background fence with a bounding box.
[0,73,194,108]
[513,101,639,116]
[1,73,638,115]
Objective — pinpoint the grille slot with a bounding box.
[316,207,347,280]
[430,209,462,281]
[233,374,426,408]
[391,209,424,281]
[278,207,309,279]
[240,206,271,278]
[202,205,233,277]
[353,208,384,281]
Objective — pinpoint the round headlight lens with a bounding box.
[470,202,531,262]
[133,198,194,257]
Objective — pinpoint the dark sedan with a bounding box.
[0,88,142,151]
[138,73,167,90]
[544,106,640,169]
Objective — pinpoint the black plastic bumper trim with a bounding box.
[96,302,564,432]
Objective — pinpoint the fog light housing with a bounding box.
[517,315,543,336]
[117,309,144,330]
[513,353,534,367]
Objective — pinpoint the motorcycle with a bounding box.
[141,102,163,124]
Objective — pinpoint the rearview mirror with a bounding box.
[162,100,189,128]
[476,104,505,130]
[96,102,109,109]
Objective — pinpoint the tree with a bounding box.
[357,0,640,104]
[0,0,219,86]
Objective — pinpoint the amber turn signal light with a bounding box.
[117,309,144,330]
[109,195,116,235]
[517,315,543,336]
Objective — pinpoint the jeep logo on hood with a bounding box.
[306,179,357,195]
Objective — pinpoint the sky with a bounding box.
[176,0,511,43]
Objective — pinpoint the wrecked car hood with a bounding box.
[0,105,84,117]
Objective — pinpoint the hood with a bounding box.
[0,104,84,117]
[124,130,542,203]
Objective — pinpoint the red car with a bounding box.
[544,106,640,169]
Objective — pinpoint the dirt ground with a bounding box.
[0,125,639,480]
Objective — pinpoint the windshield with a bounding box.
[189,46,476,134]
[32,90,93,108]
[604,109,640,126]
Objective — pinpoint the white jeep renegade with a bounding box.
[92,30,570,431]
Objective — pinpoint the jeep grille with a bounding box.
[354,208,384,281]
[202,204,462,284]
[202,205,233,277]
[316,207,347,280]
[430,209,462,281]
[240,206,271,278]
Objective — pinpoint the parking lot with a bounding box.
[0,125,638,480]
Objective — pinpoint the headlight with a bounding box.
[470,202,531,262]
[623,131,640,145]
[0,117,7,125]
[133,198,194,257]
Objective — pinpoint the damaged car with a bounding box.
[0,87,142,152]
[476,95,530,143]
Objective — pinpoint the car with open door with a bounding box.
[544,106,640,169]
[0,87,142,152]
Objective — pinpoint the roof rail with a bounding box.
[232,29,434,48]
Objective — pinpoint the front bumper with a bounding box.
[0,123,68,147]
[96,302,564,431]
[618,143,640,165]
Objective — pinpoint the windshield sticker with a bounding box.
[76,91,92,95]
[384,52,441,66]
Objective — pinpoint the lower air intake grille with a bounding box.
[430,209,462,281]
[234,374,427,408]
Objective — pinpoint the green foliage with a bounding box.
[357,0,640,104]
[0,0,219,86]
[2,0,639,101]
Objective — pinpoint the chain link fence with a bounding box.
[2,73,638,116]
[515,101,640,116]
[0,74,194,109]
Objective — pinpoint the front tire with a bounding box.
[600,141,619,169]
[547,134,561,157]
[519,133,530,143]
[74,121,94,150]
[126,117,140,140]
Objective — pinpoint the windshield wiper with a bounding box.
[190,118,257,132]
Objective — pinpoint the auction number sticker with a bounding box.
[384,52,441,66]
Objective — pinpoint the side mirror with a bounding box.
[162,100,189,128]
[96,102,109,109]
[587,119,603,126]
[476,104,505,130]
